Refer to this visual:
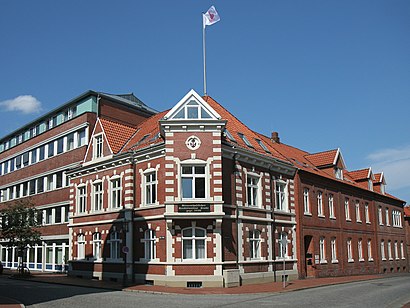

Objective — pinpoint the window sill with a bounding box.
[368,258,374,262]
[304,212,312,216]
[320,260,328,264]
[359,259,365,262]
[366,222,371,224]
[382,258,386,261]
[318,215,325,218]
[330,216,336,220]
[389,258,393,261]
[346,219,351,222]
[348,259,354,263]
[331,260,339,264]
[356,220,362,223]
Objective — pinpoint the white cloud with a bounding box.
[367,145,410,191]
[0,95,42,114]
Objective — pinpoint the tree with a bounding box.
[0,199,41,274]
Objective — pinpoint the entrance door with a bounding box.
[304,235,315,278]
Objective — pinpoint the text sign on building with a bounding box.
[178,204,210,213]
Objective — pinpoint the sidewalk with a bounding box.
[5,269,407,294]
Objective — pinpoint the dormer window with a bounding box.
[335,167,343,180]
[173,100,212,119]
[238,133,253,148]
[255,139,270,153]
[223,129,236,142]
[380,184,386,195]
[368,180,373,191]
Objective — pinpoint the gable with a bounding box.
[163,89,221,121]
[83,118,113,164]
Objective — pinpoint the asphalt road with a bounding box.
[1,275,409,308]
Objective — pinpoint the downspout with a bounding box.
[131,152,136,283]
[96,94,101,117]
[269,166,277,282]
[233,152,239,269]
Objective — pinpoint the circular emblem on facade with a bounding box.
[186,135,201,150]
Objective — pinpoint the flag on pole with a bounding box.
[203,6,220,28]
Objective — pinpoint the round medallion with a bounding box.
[186,136,201,150]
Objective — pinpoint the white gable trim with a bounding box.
[334,148,347,169]
[83,118,113,163]
[163,89,221,120]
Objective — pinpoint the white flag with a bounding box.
[203,6,220,29]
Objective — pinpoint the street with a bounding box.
[0,275,409,308]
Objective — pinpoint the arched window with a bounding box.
[182,227,206,260]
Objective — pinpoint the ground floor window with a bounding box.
[143,229,156,260]
[278,232,288,259]
[250,230,261,259]
[182,227,206,260]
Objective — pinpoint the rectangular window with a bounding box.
[39,145,45,161]
[109,232,121,260]
[394,241,399,260]
[93,182,103,211]
[57,138,64,154]
[378,207,383,225]
[29,179,36,195]
[56,172,63,188]
[143,229,156,260]
[356,201,361,222]
[145,172,156,205]
[78,186,87,213]
[77,234,85,259]
[181,165,206,199]
[401,242,405,259]
[381,240,386,260]
[331,238,337,262]
[22,182,28,197]
[30,149,37,164]
[67,133,75,151]
[78,128,86,147]
[317,192,323,216]
[15,155,22,170]
[345,198,351,221]
[275,181,287,211]
[48,142,54,158]
[55,207,62,224]
[93,233,102,260]
[46,174,54,191]
[250,230,261,259]
[365,203,370,224]
[45,208,53,225]
[388,241,392,260]
[111,178,121,209]
[93,135,103,159]
[238,133,253,148]
[36,177,44,193]
[303,188,310,214]
[279,232,288,259]
[22,152,29,167]
[329,194,335,219]
[247,176,259,207]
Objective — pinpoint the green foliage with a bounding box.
[0,199,42,251]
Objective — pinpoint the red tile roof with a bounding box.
[304,149,338,167]
[404,206,410,217]
[100,118,136,154]
[348,168,371,181]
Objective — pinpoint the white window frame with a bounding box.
[387,240,392,260]
[93,134,103,159]
[110,177,122,209]
[385,208,390,226]
[278,232,288,260]
[401,241,405,260]
[319,237,326,263]
[378,206,383,225]
[347,239,354,262]
[108,231,121,260]
[381,240,386,260]
[365,203,370,224]
[182,227,207,260]
[329,194,335,219]
[92,181,103,212]
[246,174,261,208]
[77,185,87,214]
[275,180,288,212]
[143,171,157,206]
[355,201,361,223]
[317,192,324,217]
[331,237,338,263]
[143,229,156,260]
[250,230,261,260]
[181,164,207,200]
[358,239,364,261]
[92,232,102,260]
[303,188,310,215]
[77,234,85,260]
[394,241,399,260]
[345,198,351,221]
[368,239,373,261]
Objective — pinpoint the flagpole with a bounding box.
[202,14,207,96]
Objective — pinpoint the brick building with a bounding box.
[0,91,156,272]
[0,89,407,287]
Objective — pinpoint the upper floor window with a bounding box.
[182,227,206,260]
[331,237,337,263]
[143,229,156,260]
[77,185,87,214]
[378,206,383,225]
[275,181,288,212]
[347,238,353,262]
[392,210,402,227]
[247,175,260,207]
[385,208,390,226]
[380,184,386,195]
[317,192,324,217]
[345,198,351,221]
[93,134,103,159]
[381,240,386,260]
[358,239,364,261]
[93,182,103,211]
[249,230,261,259]
[144,172,157,205]
[367,239,373,261]
[303,188,310,214]
[368,180,373,191]
[365,203,370,224]
[355,201,361,222]
[181,165,206,199]
[110,178,121,209]
[329,194,335,219]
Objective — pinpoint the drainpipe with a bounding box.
[131,154,136,283]
[233,152,239,269]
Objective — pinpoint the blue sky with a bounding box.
[0,1,409,203]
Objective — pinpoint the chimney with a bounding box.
[271,131,280,144]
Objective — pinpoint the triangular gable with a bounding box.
[333,148,347,170]
[163,89,221,121]
[83,118,113,164]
